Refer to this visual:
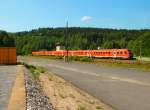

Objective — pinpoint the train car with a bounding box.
[92,49,133,59]
[69,50,91,57]
[32,49,133,59]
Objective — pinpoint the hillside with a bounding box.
[12,28,150,57]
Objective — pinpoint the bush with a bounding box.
[25,64,40,80]
[68,56,92,62]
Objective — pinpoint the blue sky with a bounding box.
[0,0,150,32]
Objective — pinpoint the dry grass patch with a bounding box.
[39,73,113,110]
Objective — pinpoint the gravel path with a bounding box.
[0,66,17,110]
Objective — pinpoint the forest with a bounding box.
[0,28,150,57]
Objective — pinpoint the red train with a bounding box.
[32,49,133,59]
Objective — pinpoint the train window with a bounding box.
[117,52,119,54]
[124,51,127,54]
[120,52,123,54]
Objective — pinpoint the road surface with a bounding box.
[0,66,17,110]
[19,56,150,110]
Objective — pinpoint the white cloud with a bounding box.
[81,16,92,22]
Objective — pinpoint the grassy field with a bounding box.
[93,59,150,72]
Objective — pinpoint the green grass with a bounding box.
[96,106,103,110]
[25,64,47,80]
[33,55,92,62]
[95,60,150,72]
[68,56,92,62]
[33,55,63,60]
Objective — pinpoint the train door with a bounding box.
[89,50,92,58]
[113,50,117,58]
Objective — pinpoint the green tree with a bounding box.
[0,31,15,47]
[132,32,150,56]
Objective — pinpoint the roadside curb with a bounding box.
[7,65,26,110]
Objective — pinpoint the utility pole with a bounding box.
[139,41,142,58]
[140,44,142,58]
[65,21,69,62]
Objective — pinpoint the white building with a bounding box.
[56,43,65,51]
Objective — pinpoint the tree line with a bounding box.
[0,28,150,57]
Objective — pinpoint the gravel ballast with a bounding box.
[24,68,53,110]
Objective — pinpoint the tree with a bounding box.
[0,31,15,47]
[102,41,120,49]
[132,32,150,57]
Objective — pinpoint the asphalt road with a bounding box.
[19,56,150,110]
[0,66,17,110]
